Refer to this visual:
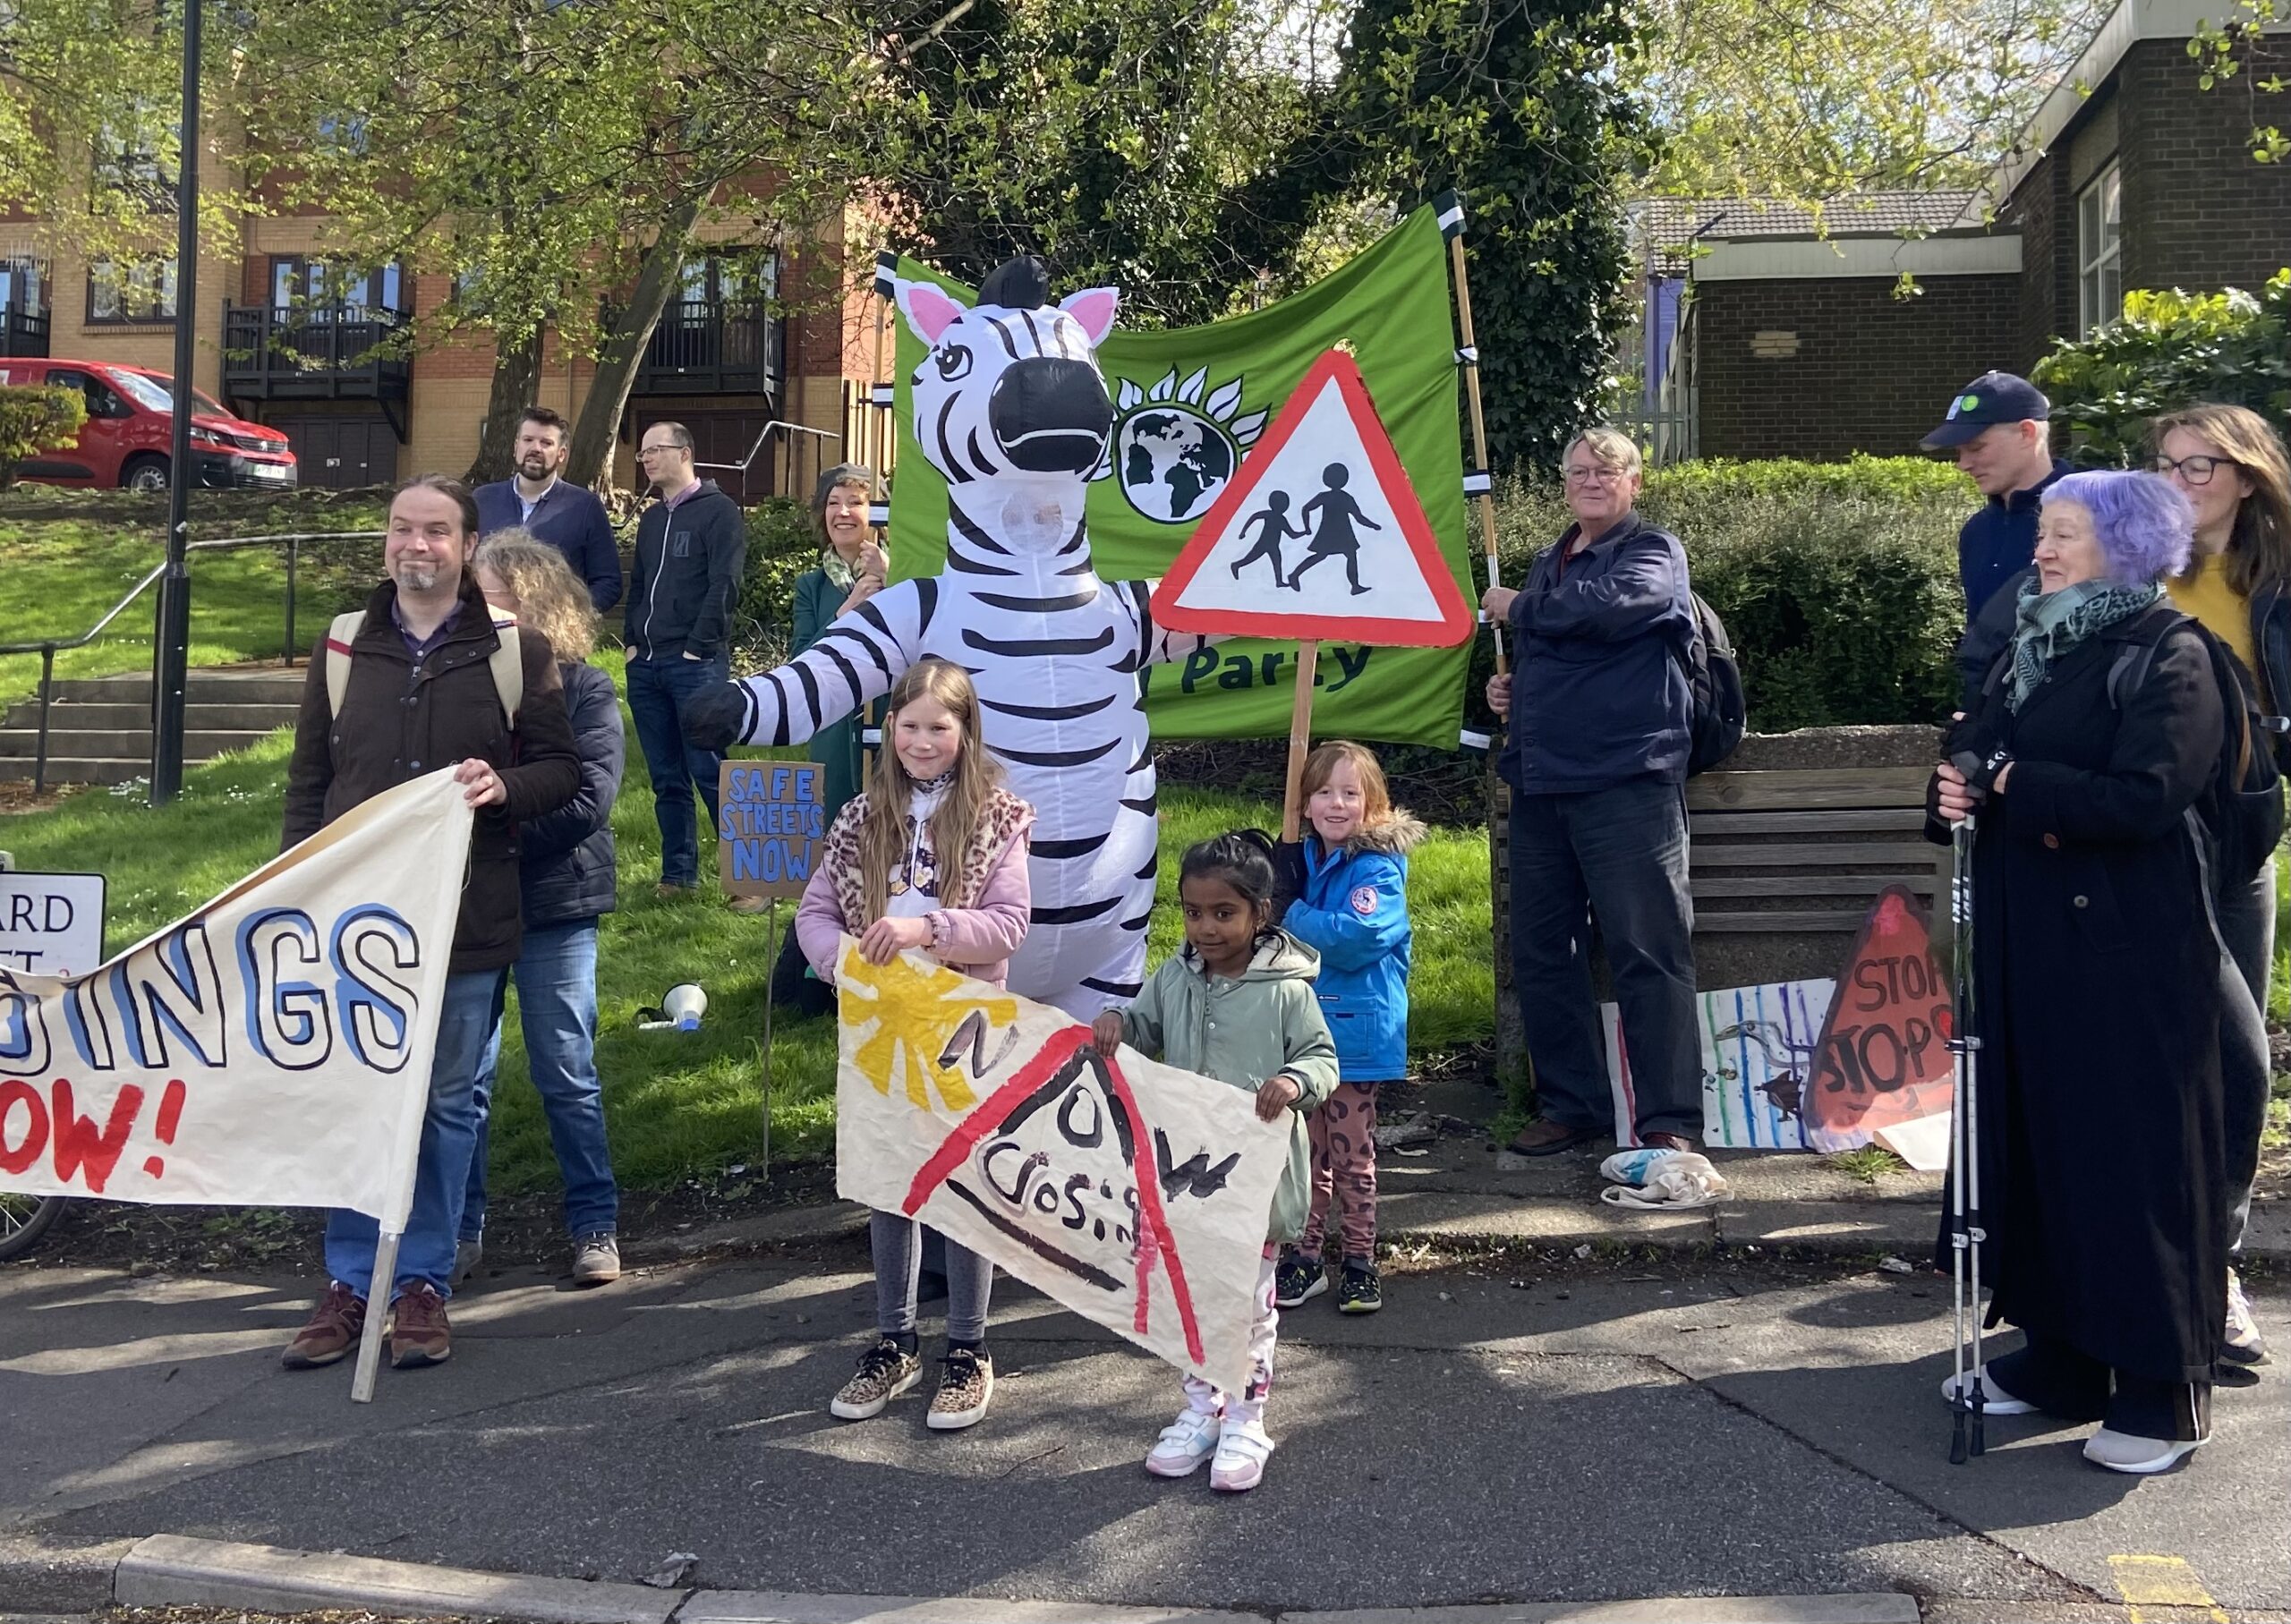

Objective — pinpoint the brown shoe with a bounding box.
[1506,1118,1602,1157]
[281,1281,367,1369]
[1642,1132,1699,1153]
[388,1282,452,1369]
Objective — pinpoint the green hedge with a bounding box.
[0,386,87,489]
[1491,455,1970,732]
[708,454,1974,732]
[2032,271,2291,464]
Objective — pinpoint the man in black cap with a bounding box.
[1921,370,2074,702]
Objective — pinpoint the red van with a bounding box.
[0,357,296,491]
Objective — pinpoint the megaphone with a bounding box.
[663,983,707,1031]
[638,983,709,1032]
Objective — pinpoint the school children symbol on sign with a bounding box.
[1154,348,1474,648]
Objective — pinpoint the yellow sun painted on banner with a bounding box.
[838,948,1018,1113]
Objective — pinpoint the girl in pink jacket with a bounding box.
[795,657,1033,1433]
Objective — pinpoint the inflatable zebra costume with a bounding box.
[685,258,1214,1018]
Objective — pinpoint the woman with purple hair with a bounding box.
[1929,469,2228,1475]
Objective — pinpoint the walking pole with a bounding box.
[1444,205,1507,680]
[1944,779,1987,1462]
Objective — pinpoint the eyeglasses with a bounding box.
[2153,453,2236,486]
[1563,465,1630,486]
[637,443,681,459]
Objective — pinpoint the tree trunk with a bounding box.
[466,329,544,485]
[566,184,715,491]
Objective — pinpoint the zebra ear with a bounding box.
[1059,285,1120,346]
[896,278,969,346]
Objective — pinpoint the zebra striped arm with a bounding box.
[730,577,933,747]
[1111,577,1220,673]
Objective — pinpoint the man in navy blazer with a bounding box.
[473,407,624,612]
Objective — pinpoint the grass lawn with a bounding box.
[0,499,383,704]
[0,682,1498,1195]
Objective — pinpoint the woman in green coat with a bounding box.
[770,463,885,1010]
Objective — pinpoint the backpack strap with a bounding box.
[487,610,524,727]
[323,607,523,729]
[323,611,363,718]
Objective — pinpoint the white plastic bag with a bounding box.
[1597,1148,1730,1210]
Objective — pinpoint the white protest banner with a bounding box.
[834,942,1288,1393]
[0,770,472,1225]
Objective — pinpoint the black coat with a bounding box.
[518,660,624,927]
[1928,601,2228,1386]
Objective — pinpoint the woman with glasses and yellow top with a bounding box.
[2153,403,2291,1373]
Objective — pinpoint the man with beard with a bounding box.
[277,474,580,1375]
[474,406,622,611]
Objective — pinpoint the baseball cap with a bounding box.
[1919,372,2050,450]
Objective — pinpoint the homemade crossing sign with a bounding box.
[1154,347,1474,837]
[1154,347,1474,647]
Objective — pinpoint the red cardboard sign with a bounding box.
[1803,885,1956,1151]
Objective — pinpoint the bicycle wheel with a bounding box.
[0,1193,65,1262]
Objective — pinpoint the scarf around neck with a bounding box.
[820,548,858,591]
[2007,574,2161,711]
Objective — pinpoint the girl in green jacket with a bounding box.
[1091,829,1338,1494]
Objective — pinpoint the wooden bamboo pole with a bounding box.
[1282,641,1320,841]
[1450,234,1507,677]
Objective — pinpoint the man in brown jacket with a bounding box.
[279,474,580,1374]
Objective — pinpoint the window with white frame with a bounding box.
[2077,162,2122,333]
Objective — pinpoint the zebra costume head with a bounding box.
[896,257,1120,548]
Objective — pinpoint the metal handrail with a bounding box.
[0,530,381,795]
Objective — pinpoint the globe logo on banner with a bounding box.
[1096,366,1268,523]
[1153,347,1474,648]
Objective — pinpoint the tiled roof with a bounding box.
[1631,191,1985,271]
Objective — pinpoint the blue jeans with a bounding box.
[628,653,728,888]
[461,919,619,1242]
[324,969,499,1302]
[1506,777,1702,1140]
[2215,858,2275,1257]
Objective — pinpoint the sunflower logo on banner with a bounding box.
[1098,367,1269,525]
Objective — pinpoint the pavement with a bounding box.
[0,1195,2285,1622]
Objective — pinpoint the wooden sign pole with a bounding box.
[1448,234,1507,677]
[1282,640,1320,841]
[760,899,778,1180]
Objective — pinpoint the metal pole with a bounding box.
[34,646,53,798]
[149,0,200,806]
[1946,809,1986,1462]
[285,536,300,663]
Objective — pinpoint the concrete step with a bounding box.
[48,669,309,706]
[3,756,156,786]
[0,729,277,761]
[0,701,299,731]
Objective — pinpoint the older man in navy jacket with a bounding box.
[1483,428,1702,1157]
[473,407,624,613]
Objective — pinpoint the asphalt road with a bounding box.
[0,1252,2282,1617]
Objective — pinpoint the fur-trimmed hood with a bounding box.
[1327,810,1426,859]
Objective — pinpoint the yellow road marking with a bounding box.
[2108,1553,2227,1623]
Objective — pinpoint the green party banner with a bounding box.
[882,205,1475,747]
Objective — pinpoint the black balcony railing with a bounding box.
[221,303,412,401]
[0,305,49,358]
[634,298,781,396]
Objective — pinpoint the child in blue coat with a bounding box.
[1274,741,1423,1314]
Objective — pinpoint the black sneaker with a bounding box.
[1273,1250,1326,1309]
[1337,1259,1383,1314]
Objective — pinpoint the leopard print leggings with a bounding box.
[1299,1081,1379,1261]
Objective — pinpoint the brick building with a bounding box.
[0,170,885,495]
[1646,0,2291,461]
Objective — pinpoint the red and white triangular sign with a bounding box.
[1154,348,1472,647]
